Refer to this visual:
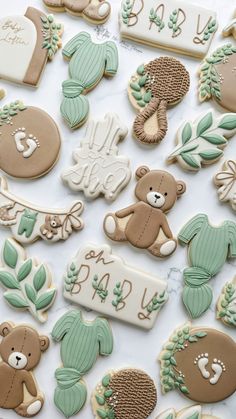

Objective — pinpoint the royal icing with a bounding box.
[178,214,236,319]
[159,323,236,403]
[217,277,236,328]
[214,160,236,211]
[0,89,5,101]
[62,113,131,201]
[120,0,217,58]
[92,368,157,419]
[222,10,236,40]
[61,32,118,129]
[156,405,218,419]
[167,112,236,171]
[63,244,168,330]
[0,321,49,417]
[0,177,84,243]
[52,310,113,418]
[104,166,186,258]
[128,58,190,145]
[0,8,62,87]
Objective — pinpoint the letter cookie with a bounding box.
[62,113,131,201]
[178,214,236,319]
[214,160,236,211]
[159,323,236,403]
[128,57,190,145]
[0,177,84,243]
[216,277,236,328]
[61,32,118,129]
[43,0,111,24]
[156,405,218,419]
[167,111,236,171]
[92,368,157,419]
[120,0,217,58]
[52,310,113,417]
[63,244,168,329]
[104,167,186,258]
[0,321,49,417]
[0,8,62,87]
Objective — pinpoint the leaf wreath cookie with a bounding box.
[128,57,190,145]
[216,277,236,328]
[199,43,236,112]
[91,368,157,419]
[214,160,236,210]
[0,238,56,322]
[159,322,236,403]
[156,405,219,419]
[167,111,236,171]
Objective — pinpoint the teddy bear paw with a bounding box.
[27,400,42,416]
[83,1,111,22]
[159,240,176,256]
[104,213,126,241]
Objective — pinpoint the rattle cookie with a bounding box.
[0,177,84,244]
[0,321,49,417]
[52,310,113,417]
[104,166,186,258]
[43,0,111,24]
[199,43,236,112]
[167,112,236,171]
[222,10,236,39]
[216,277,236,328]
[159,322,236,403]
[92,368,157,419]
[214,160,236,211]
[178,214,236,319]
[0,238,56,322]
[61,31,118,130]
[120,0,217,58]
[128,57,190,145]
[62,113,131,201]
[63,244,168,329]
[0,8,62,87]
[0,101,61,179]
[156,405,219,419]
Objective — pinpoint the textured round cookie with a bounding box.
[0,101,61,179]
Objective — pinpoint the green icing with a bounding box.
[61,32,118,129]
[122,0,133,25]
[168,9,182,37]
[18,210,38,238]
[3,239,18,268]
[112,282,124,308]
[41,14,62,60]
[92,275,108,301]
[149,8,165,32]
[94,373,115,419]
[52,310,113,417]
[217,280,236,327]
[64,262,79,292]
[138,291,168,320]
[0,100,26,126]
[129,64,152,108]
[178,214,236,318]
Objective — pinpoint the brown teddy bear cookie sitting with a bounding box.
[0,322,49,417]
[104,166,186,258]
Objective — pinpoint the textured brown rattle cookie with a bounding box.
[128,57,190,145]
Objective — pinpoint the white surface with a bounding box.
[0,1,235,418]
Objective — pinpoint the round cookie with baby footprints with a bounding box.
[0,101,61,179]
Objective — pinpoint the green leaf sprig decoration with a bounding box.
[121,0,133,25]
[0,238,56,322]
[41,14,63,60]
[0,100,27,126]
[129,64,152,108]
[92,275,108,302]
[94,374,115,419]
[160,324,207,395]
[138,291,168,320]
[112,282,123,309]
[168,10,182,37]
[217,278,236,327]
[202,19,217,43]
[167,111,236,171]
[149,8,165,32]
[64,262,79,292]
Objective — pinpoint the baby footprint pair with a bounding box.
[194,353,226,385]
[13,128,39,158]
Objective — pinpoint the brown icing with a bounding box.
[215,53,236,112]
[43,0,111,23]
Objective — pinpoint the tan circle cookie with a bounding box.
[92,368,157,419]
[0,101,61,179]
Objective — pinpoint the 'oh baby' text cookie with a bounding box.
[156,405,219,419]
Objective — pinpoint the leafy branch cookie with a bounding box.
[216,277,236,328]
[128,57,190,145]
[214,160,236,211]
[156,405,219,419]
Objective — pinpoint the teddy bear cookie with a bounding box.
[214,160,236,211]
[0,101,61,179]
[91,368,157,419]
[128,57,190,145]
[104,166,186,258]
[0,321,49,417]
[159,322,236,403]
[156,405,219,419]
[216,277,236,328]
[0,8,62,87]
[43,0,111,24]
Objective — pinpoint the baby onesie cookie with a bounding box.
[43,0,111,24]
[216,277,236,328]
[167,112,236,171]
[199,43,236,112]
[62,113,131,201]
[0,321,49,417]
[128,57,190,145]
[63,244,168,330]
[61,32,118,130]
[214,160,236,211]
[120,0,217,58]
[0,238,56,322]
[0,177,84,243]
[0,8,62,87]
[222,10,236,39]
[156,405,219,419]
[52,310,113,417]
[104,166,186,258]
[0,101,61,179]
[178,214,236,319]
[92,368,157,419]
[159,322,236,403]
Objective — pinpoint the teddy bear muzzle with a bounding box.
[146,191,166,208]
[8,352,28,369]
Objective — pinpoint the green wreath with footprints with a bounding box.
[217,281,236,327]
[129,64,152,108]
[94,374,115,419]
[41,15,62,59]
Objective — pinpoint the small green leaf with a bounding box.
[188,336,198,342]
[102,374,111,387]
[199,149,223,160]
[180,153,200,169]
[35,289,56,310]
[4,292,29,308]
[138,74,148,87]
[219,114,236,130]
[3,239,18,268]
[195,331,207,337]
[137,100,146,107]
[170,356,177,366]
[95,395,105,406]
[17,259,32,281]
[137,64,145,75]
[130,82,141,92]
[33,265,47,291]
[196,112,213,136]
[143,90,152,103]
[180,385,189,394]
[181,122,192,144]
[97,409,107,418]
[132,91,142,100]
[201,133,226,145]
[188,412,201,419]
[162,351,171,360]
[104,389,113,398]
[0,271,20,289]
[25,284,37,304]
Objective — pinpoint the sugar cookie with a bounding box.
[62,113,131,201]
[156,405,219,419]
[214,160,236,211]
[222,10,236,39]
[0,89,5,100]
[217,277,236,328]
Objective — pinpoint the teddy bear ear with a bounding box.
[39,335,50,352]
[0,322,13,337]
[176,180,186,196]
[135,166,150,180]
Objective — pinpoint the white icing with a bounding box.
[8,352,27,369]
[215,160,236,211]
[210,360,225,384]
[98,3,110,17]
[12,128,40,158]
[194,354,210,379]
[159,240,176,256]
[27,400,42,415]
[0,16,37,83]
[222,10,236,38]
[104,215,116,235]
[120,0,218,58]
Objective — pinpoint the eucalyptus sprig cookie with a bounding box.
[216,277,236,328]
[156,405,219,419]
